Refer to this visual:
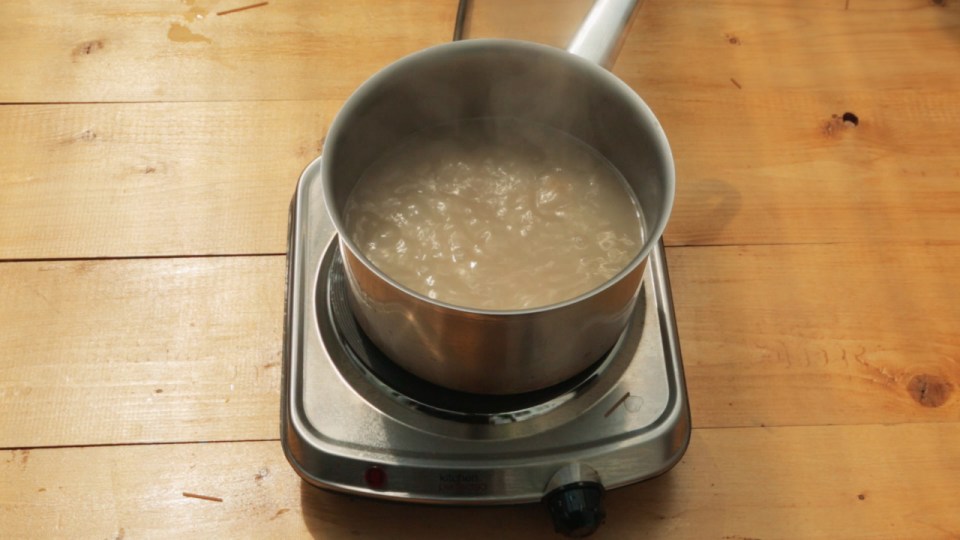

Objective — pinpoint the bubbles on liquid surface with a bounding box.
[344,118,643,310]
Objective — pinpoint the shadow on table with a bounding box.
[298,470,681,539]
[671,177,742,246]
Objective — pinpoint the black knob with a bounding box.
[543,481,606,538]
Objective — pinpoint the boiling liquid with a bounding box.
[344,118,643,310]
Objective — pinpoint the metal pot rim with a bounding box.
[321,38,675,316]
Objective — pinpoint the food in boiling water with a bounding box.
[344,118,643,310]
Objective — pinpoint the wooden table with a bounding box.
[2,0,958,537]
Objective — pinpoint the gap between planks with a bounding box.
[0,252,286,265]
[0,437,281,452]
[4,420,959,453]
[6,240,960,266]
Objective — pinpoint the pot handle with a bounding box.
[567,0,642,69]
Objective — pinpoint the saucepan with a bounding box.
[322,0,674,395]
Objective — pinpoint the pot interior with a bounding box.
[323,38,674,296]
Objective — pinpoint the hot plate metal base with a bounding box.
[281,156,690,504]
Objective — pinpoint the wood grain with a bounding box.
[0,257,285,447]
[467,0,960,93]
[673,243,960,428]
[3,89,959,259]
[3,243,957,448]
[5,0,956,103]
[2,0,959,536]
[0,0,457,103]
[468,0,960,246]
[0,101,337,259]
[614,0,960,95]
[3,0,959,259]
[655,90,960,247]
[2,424,958,538]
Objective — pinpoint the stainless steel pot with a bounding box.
[321,0,675,395]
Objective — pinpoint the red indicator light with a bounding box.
[364,466,387,489]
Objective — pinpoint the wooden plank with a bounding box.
[0,101,337,259]
[3,1,959,258]
[1,0,956,104]
[465,0,847,47]
[0,256,285,447]
[671,243,960,428]
[615,0,960,95]
[2,90,959,259]
[467,0,960,93]
[2,243,958,447]
[650,89,960,247]
[2,424,959,538]
[0,0,457,103]
[5,0,955,103]
[466,0,960,246]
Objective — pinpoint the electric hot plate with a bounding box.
[281,156,691,536]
